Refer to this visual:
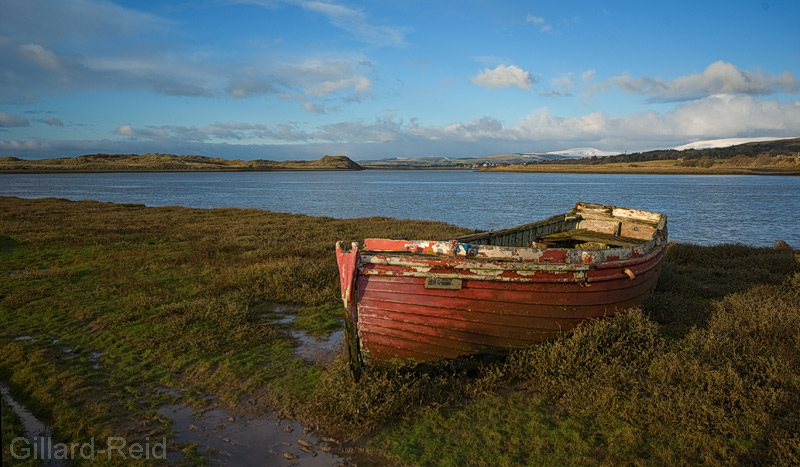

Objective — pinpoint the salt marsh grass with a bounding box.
[1,197,798,465]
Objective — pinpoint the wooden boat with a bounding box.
[335,202,667,370]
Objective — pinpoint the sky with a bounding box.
[1,0,799,160]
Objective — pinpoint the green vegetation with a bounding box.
[488,138,800,174]
[601,137,800,164]
[2,197,799,465]
[0,154,363,172]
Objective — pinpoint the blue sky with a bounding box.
[1,0,799,160]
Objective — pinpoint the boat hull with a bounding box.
[336,202,667,368]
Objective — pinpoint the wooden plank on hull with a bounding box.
[358,306,578,341]
[359,301,591,330]
[360,278,658,311]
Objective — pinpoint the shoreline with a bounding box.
[2,167,799,175]
[480,166,800,176]
[0,167,362,174]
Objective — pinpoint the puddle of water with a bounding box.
[154,386,183,398]
[291,330,343,368]
[1,384,52,438]
[259,304,344,368]
[88,352,104,370]
[260,304,297,325]
[14,335,36,342]
[60,346,77,361]
[1,384,66,467]
[158,404,346,466]
[152,304,348,464]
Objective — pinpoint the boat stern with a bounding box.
[335,241,359,323]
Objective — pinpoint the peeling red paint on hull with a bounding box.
[336,202,668,368]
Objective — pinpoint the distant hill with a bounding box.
[359,149,597,168]
[551,137,800,165]
[360,139,800,169]
[538,147,620,158]
[483,138,800,175]
[672,136,799,151]
[0,154,363,172]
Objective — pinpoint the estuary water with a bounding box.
[1,170,798,247]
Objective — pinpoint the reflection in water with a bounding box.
[1,384,66,467]
[158,404,343,466]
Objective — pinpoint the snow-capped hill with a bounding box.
[542,148,619,158]
[673,137,798,151]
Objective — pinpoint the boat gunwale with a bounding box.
[357,225,666,269]
[354,203,667,267]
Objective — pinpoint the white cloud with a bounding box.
[226,76,279,99]
[0,111,30,127]
[269,58,375,108]
[69,94,800,156]
[1,36,216,99]
[397,95,800,150]
[543,73,574,96]
[245,0,408,47]
[301,1,408,47]
[0,0,382,111]
[525,15,553,33]
[304,102,325,113]
[612,61,799,101]
[42,116,64,127]
[410,116,505,142]
[663,94,800,137]
[316,115,407,143]
[0,0,171,45]
[113,121,313,143]
[471,65,534,90]
[307,75,372,97]
[18,44,65,72]
[114,124,136,136]
[6,94,800,160]
[0,139,52,151]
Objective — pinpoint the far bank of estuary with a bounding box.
[481,158,800,175]
[0,154,364,172]
[3,138,799,174]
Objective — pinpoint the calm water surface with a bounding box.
[2,171,798,247]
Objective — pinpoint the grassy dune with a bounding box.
[0,154,363,172]
[1,197,799,465]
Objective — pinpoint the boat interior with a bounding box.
[455,203,665,250]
